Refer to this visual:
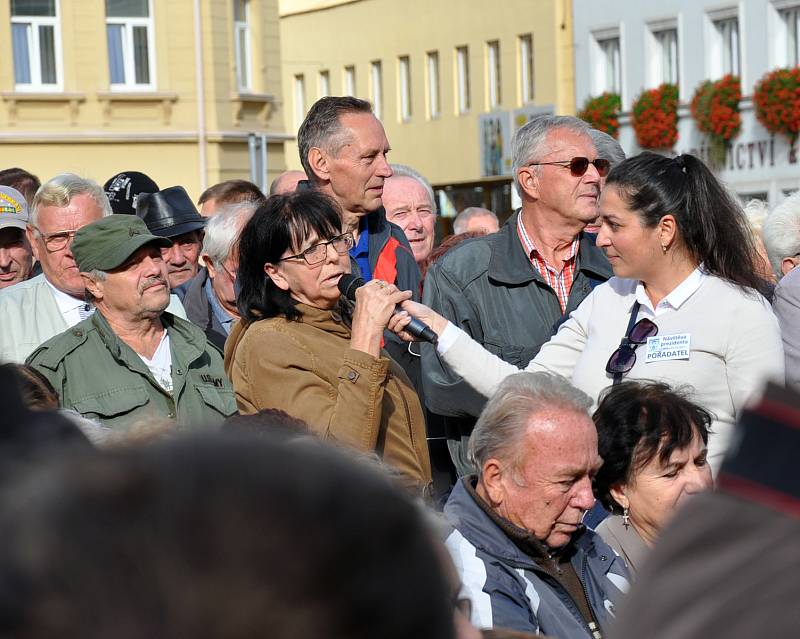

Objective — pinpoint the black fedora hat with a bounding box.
[136,186,206,238]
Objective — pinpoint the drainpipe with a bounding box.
[193,0,208,191]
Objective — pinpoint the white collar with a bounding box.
[44,277,89,311]
[635,267,706,315]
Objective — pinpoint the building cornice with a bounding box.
[0,130,295,144]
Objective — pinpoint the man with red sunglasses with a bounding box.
[421,115,613,476]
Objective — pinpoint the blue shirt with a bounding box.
[204,276,235,336]
[350,218,372,282]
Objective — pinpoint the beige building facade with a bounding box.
[1,0,290,201]
[279,0,575,217]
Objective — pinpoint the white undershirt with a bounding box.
[45,278,93,327]
[137,330,173,393]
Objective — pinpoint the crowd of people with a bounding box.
[0,94,799,638]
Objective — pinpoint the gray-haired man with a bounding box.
[421,115,613,475]
[444,372,629,638]
[382,164,438,266]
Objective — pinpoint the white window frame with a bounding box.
[456,45,470,114]
[370,60,383,119]
[646,21,679,88]
[398,55,412,122]
[707,9,741,80]
[486,40,501,110]
[343,65,356,96]
[426,50,440,119]
[318,70,330,98]
[771,1,800,67]
[518,33,534,104]
[11,0,63,91]
[233,0,252,92]
[106,0,156,92]
[293,73,305,130]
[592,29,622,96]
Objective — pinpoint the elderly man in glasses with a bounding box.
[421,116,613,476]
[0,173,185,364]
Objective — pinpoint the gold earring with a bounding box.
[661,245,668,254]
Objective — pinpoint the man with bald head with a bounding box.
[444,372,628,637]
[269,170,308,196]
[452,207,499,236]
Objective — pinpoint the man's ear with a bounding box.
[609,483,629,511]
[81,272,103,302]
[264,262,290,291]
[516,165,540,201]
[480,458,508,506]
[202,254,216,278]
[781,255,800,276]
[307,147,330,183]
[26,225,41,261]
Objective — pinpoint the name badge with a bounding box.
[645,333,691,363]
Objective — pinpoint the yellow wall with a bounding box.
[0,0,289,201]
[279,0,574,185]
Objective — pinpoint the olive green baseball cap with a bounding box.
[72,214,172,273]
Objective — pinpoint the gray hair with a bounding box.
[201,201,258,266]
[31,173,113,227]
[297,96,373,185]
[763,192,800,279]
[453,207,498,235]
[511,115,594,197]
[388,163,436,210]
[469,372,593,473]
[589,129,626,167]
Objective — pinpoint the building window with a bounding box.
[398,55,412,121]
[294,74,305,129]
[779,5,800,66]
[233,0,251,91]
[486,40,501,109]
[456,45,470,114]
[649,26,679,86]
[371,60,383,119]
[426,50,440,118]
[711,16,740,77]
[519,33,534,103]
[105,0,155,90]
[343,65,356,96]
[593,34,621,94]
[319,70,330,98]
[11,0,61,90]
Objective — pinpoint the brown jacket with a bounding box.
[224,303,432,490]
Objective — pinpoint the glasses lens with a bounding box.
[594,159,611,177]
[606,345,636,374]
[331,234,353,254]
[568,157,590,176]
[45,233,72,251]
[303,243,328,265]
[629,318,658,344]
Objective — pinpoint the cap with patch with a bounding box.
[0,186,29,231]
[103,171,159,215]
[71,214,172,273]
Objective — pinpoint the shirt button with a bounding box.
[168,412,175,418]
[347,370,357,381]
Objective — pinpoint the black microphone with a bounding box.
[338,274,438,344]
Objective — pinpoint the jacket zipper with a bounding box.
[579,553,603,639]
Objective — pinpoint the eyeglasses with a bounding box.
[529,157,611,178]
[33,227,78,252]
[605,317,658,376]
[278,233,355,266]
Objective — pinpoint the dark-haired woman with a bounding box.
[224,191,432,492]
[394,153,783,471]
[592,381,713,574]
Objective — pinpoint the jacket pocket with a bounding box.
[195,384,237,418]
[71,386,151,420]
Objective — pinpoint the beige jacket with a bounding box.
[224,303,432,490]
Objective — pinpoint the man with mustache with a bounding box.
[421,115,613,475]
[27,215,236,431]
[136,186,206,289]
